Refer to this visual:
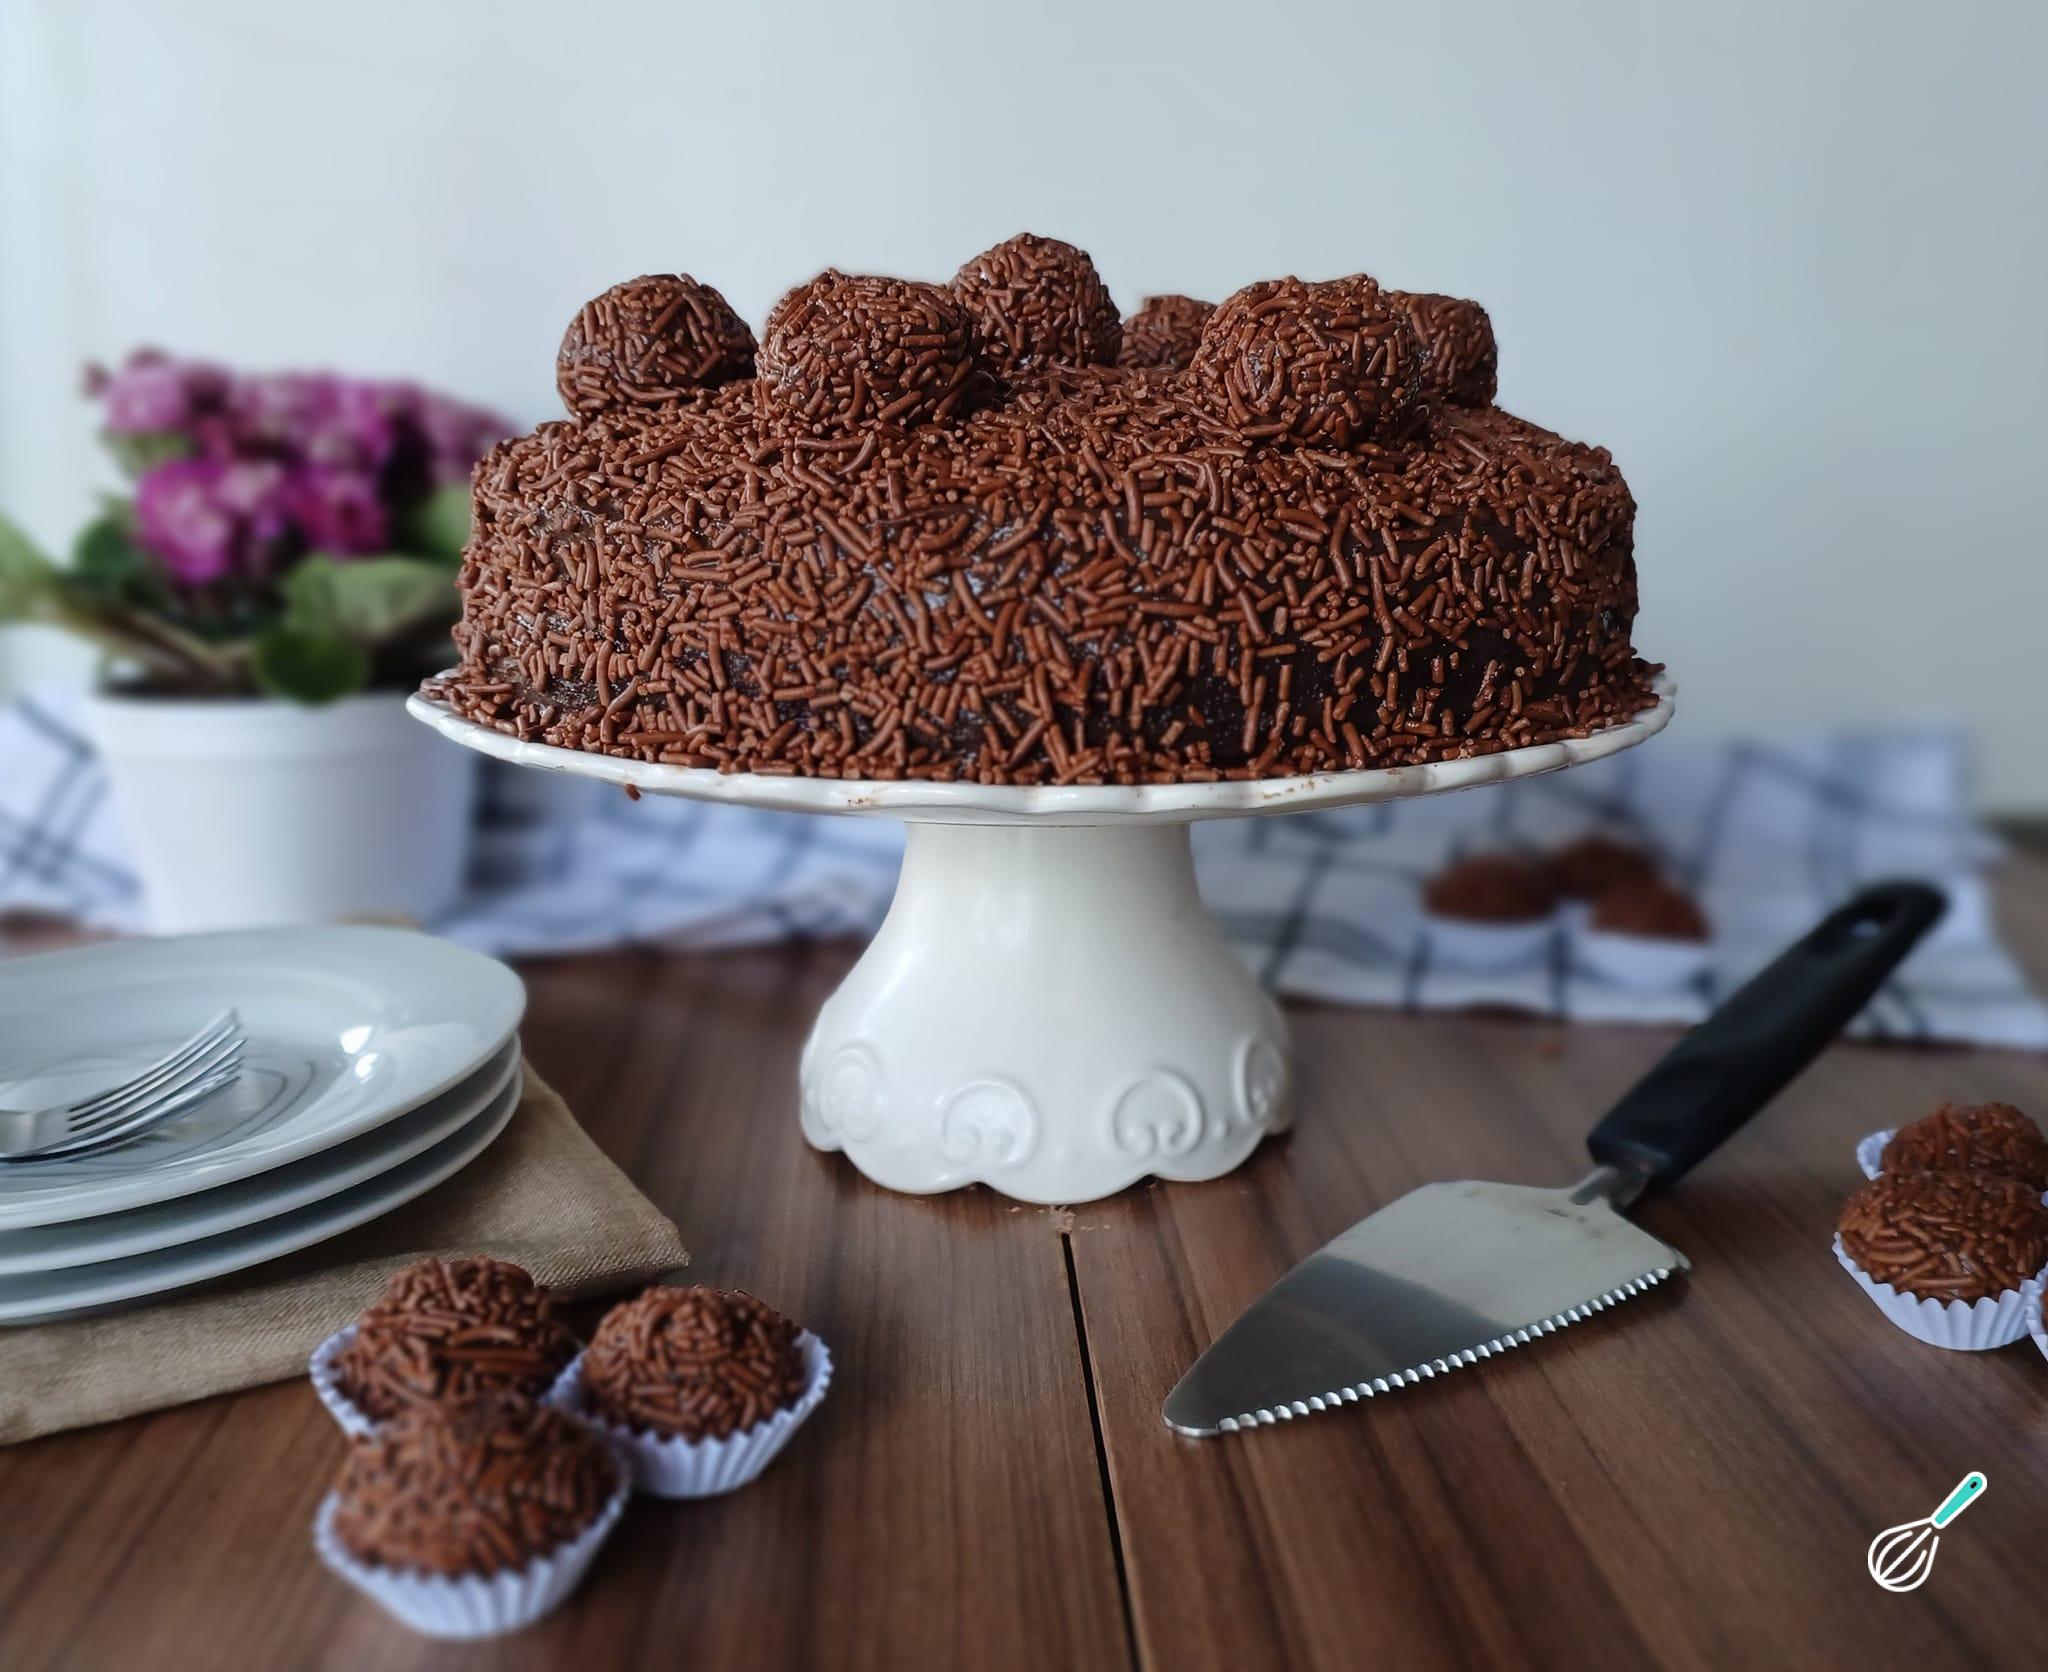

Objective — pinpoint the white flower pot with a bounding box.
[83,689,476,934]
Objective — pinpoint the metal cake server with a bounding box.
[1164,881,1946,1437]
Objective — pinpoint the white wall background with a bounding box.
[3,0,2041,807]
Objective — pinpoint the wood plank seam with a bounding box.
[1062,1228,1142,1670]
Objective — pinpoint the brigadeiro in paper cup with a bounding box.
[1833,1171,2048,1351]
[1420,853,1558,971]
[309,1257,581,1438]
[1546,833,1660,929]
[1573,877,1711,990]
[313,1394,629,1639]
[1856,1102,2048,1194]
[551,1285,832,1499]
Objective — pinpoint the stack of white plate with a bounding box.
[0,927,525,1325]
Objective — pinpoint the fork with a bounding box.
[0,1011,246,1163]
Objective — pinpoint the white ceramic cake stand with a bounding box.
[409,679,1673,1204]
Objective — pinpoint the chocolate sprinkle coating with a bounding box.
[335,1257,579,1422]
[758,270,979,433]
[1423,853,1557,924]
[1838,1170,2048,1302]
[1393,291,1499,409]
[952,233,1121,379]
[557,275,756,416]
[1881,1102,2048,1192]
[432,234,1655,785]
[1548,833,1659,902]
[582,1285,806,1442]
[1189,274,1426,449]
[331,1396,617,1579]
[1117,295,1215,371]
[1589,877,1709,942]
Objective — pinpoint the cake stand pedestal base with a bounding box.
[410,677,1673,1206]
[798,823,1290,1204]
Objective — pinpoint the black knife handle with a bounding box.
[1585,880,1946,1195]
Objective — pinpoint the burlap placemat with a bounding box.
[0,1061,687,1444]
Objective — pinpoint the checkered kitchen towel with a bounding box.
[3,689,2044,1046]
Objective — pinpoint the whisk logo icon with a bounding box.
[1867,1472,1987,1593]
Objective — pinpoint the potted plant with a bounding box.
[0,350,512,933]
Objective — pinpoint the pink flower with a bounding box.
[90,350,233,436]
[134,456,288,584]
[397,386,516,485]
[284,464,389,555]
[232,373,398,474]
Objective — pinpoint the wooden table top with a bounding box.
[3,859,2047,1671]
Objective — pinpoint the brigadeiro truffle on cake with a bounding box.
[1834,1170,2048,1349]
[552,1285,831,1498]
[1116,294,1214,371]
[1420,852,1558,970]
[312,1257,580,1437]
[313,1395,629,1640]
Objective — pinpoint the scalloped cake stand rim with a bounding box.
[406,674,1675,827]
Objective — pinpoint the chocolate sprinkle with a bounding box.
[1424,853,1557,924]
[1881,1102,2048,1192]
[952,233,1121,379]
[335,1257,579,1422]
[1117,294,1215,371]
[1838,1171,2048,1302]
[331,1396,617,1579]
[430,234,1657,785]
[581,1285,806,1442]
[557,274,756,416]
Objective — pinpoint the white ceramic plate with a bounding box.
[0,927,523,1231]
[0,1037,519,1276]
[0,1065,521,1324]
[408,675,1676,827]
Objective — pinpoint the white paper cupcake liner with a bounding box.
[309,1323,583,1440]
[310,1326,378,1439]
[1421,913,1557,971]
[551,1330,833,1499]
[1573,926,1709,990]
[313,1457,629,1639]
[2024,1275,2048,1365]
[1832,1235,2035,1350]
[1854,1129,1894,1181]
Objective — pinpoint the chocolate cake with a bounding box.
[432,235,1657,784]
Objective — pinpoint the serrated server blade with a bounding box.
[1163,1177,1687,1437]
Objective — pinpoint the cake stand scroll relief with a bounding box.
[410,678,1673,1205]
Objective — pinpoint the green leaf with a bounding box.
[70,514,155,599]
[102,431,191,480]
[249,625,369,705]
[284,554,456,646]
[0,510,61,622]
[393,482,473,562]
